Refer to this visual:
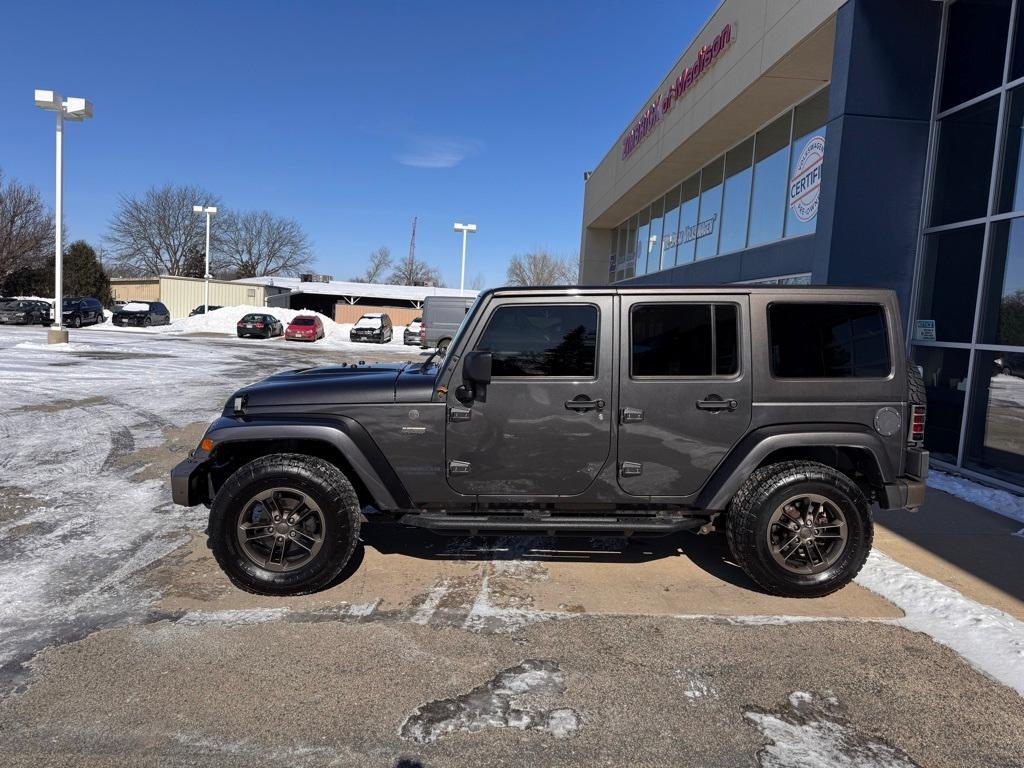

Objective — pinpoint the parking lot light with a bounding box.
[34,89,93,343]
[453,222,477,295]
[192,205,217,313]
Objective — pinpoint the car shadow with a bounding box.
[357,518,765,593]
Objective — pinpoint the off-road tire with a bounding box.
[907,360,926,405]
[209,453,361,595]
[725,460,873,598]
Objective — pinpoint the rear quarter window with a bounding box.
[768,302,891,378]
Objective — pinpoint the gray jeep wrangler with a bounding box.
[171,286,928,598]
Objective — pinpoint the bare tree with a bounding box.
[106,184,221,276]
[469,272,486,291]
[217,210,314,278]
[0,169,53,281]
[350,246,392,283]
[389,253,444,286]
[506,250,578,286]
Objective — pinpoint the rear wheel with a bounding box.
[71,315,81,328]
[725,461,872,598]
[143,316,152,327]
[209,453,361,595]
[438,337,451,353]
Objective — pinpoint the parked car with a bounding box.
[112,301,171,327]
[994,352,1024,378]
[420,295,476,351]
[349,312,392,344]
[189,305,223,317]
[237,313,284,339]
[404,316,423,345]
[285,315,324,342]
[173,285,928,598]
[0,299,51,325]
[62,297,105,327]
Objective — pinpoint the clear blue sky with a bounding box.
[1,0,718,288]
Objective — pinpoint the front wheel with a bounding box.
[208,453,361,595]
[72,316,81,328]
[725,461,872,598]
[437,337,451,354]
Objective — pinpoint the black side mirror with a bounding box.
[457,351,492,403]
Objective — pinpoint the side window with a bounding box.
[768,303,891,378]
[476,304,599,377]
[631,303,739,377]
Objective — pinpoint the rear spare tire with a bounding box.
[725,460,872,598]
[208,453,361,595]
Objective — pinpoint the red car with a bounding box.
[284,315,324,342]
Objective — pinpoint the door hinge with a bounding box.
[619,461,643,477]
[620,407,644,424]
[448,460,471,475]
[448,407,472,422]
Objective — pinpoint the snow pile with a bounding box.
[856,550,1024,695]
[928,469,1024,525]
[157,305,338,337]
[354,315,383,328]
[120,302,151,312]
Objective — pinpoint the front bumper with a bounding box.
[171,453,210,506]
[0,315,30,324]
[350,333,383,342]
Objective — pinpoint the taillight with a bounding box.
[419,324,426,338]
[909,405,926,445]
[236,321,244,326]
[255,323,264,328]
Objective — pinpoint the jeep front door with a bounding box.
[617,295,751,497]
[445,297,614,496]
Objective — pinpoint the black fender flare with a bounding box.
[696,424,895,511]
[204,415,411,510]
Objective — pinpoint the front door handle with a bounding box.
[696,394,737,412]
[565,394,606,412]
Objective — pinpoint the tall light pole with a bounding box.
[34,90,93,344]
[453,222,477,295]
[192,205,217,313]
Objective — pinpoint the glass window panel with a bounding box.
[647,197,664,274]
[768,303,891,378]
[942,0,1010,111]
[719,137,754,254]
[913,346,970,463]
[477,304,598,377]
[695,157,724,260]
[930,96,999,226]
[997,86,1024,213]
[714,304,739,375]
[980,218,1024,346]
[917,226,985,343]
[786,90,829,238]
[748,113,792,247]
[635,208,650,276]
[965,350,1024,483]
[676,174,700,265]
[660,186,681,269]
[608,227,620,276]
[631,304,713,376]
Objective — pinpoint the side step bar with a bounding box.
[398,513,704,535]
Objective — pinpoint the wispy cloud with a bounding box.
[395,136,483,169]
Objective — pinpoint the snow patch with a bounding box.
[399,659,579,743]
[411,580,450,625]
[177,608,289,626]
[856,550,1024,695]
[928,469,1024,525]
[745,691,920,768]
[679,671,718,702]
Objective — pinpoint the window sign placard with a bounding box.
[788,135,825,223]
[915,319,937,341]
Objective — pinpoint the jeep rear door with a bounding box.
[445,295,614,496]
[617,294,752,497]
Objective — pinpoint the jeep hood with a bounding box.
[229,362,437,409]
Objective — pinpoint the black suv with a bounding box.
[62,297,104,327]
[113,301,171,327]
[349,312,393,343]
[172,287,928,599]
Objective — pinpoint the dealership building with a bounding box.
[579,0,1024,490]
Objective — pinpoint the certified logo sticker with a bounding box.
[789,135,825,223]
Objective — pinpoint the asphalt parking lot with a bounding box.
[1,324,1022,767]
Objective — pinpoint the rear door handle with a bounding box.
[696,395,737,412]
[565,395,606,412]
